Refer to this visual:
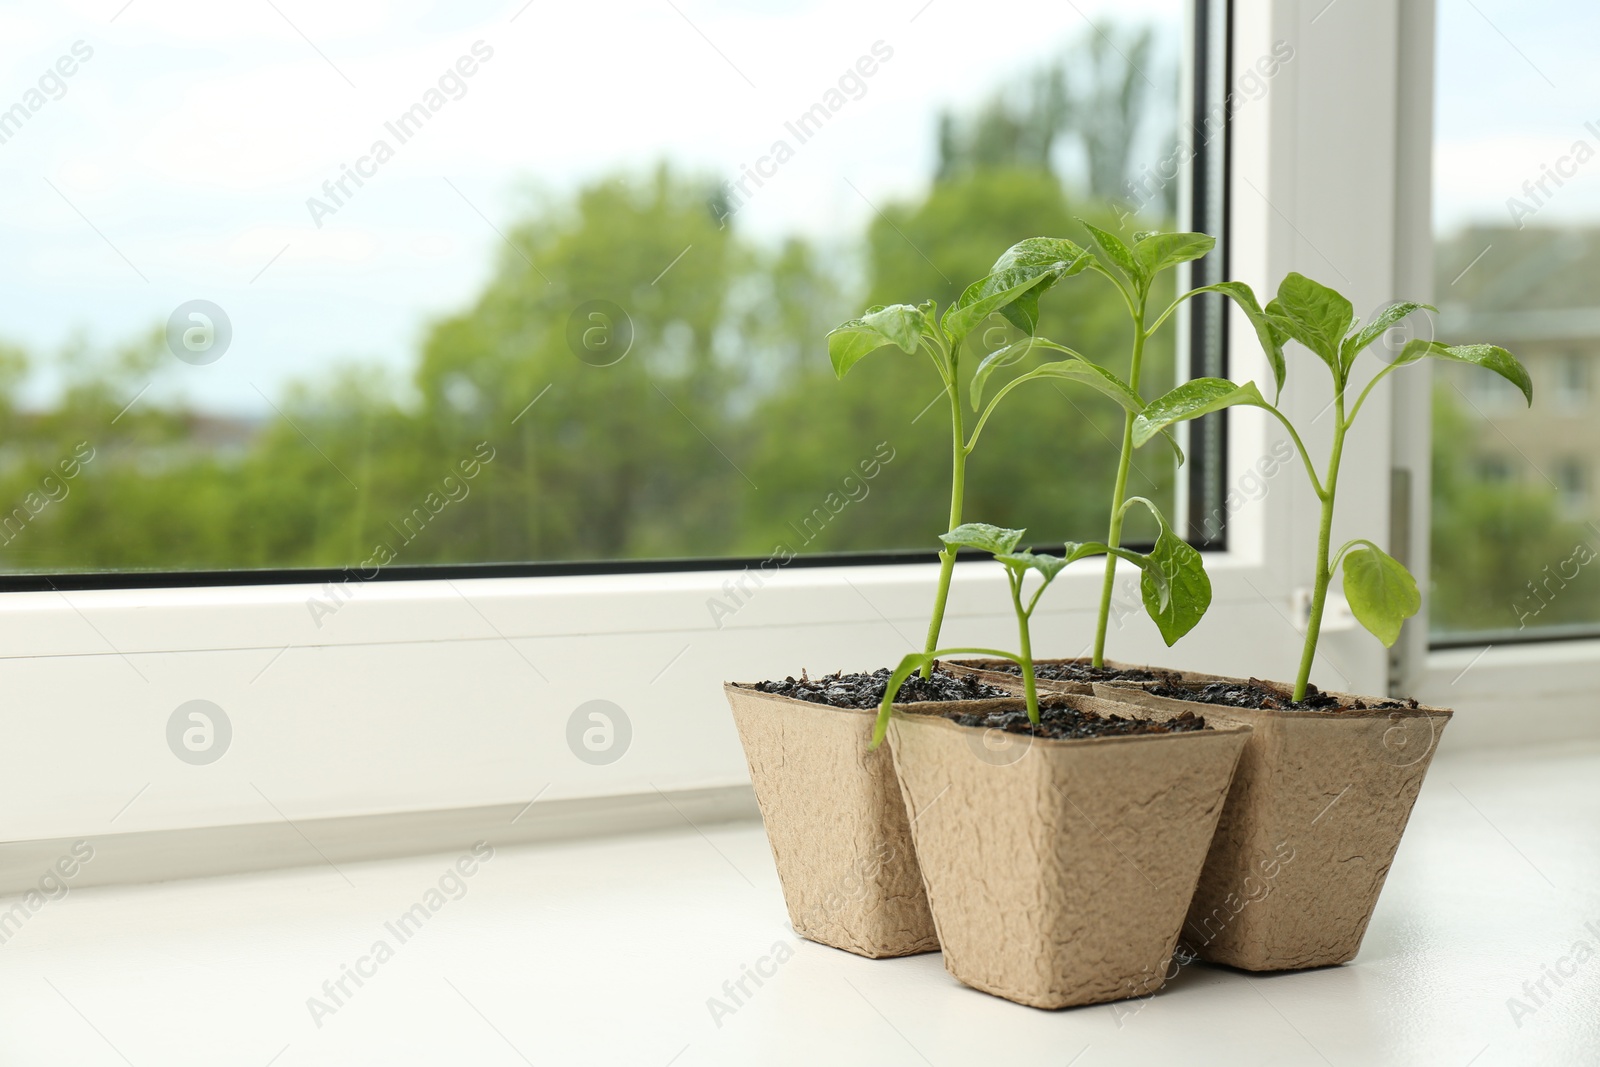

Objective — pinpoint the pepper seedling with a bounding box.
[1132,271,1533,700]
[869,516,1209,748]
[981,227,1220,666]
[828,241,1154,675]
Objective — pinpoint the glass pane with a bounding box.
[1432,0,1600,639]
[2,1,1193,575]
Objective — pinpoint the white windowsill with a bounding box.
[1,740,1591,1065]
[1421,639,1600,751]
[7,551,1593,858]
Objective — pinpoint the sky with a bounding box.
[0,0,1185,415]
[1433,0,1600,235]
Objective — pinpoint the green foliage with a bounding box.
[1429,383,1595,634]
[827,303,933,376]
[1338,540,1420,648]
[970,338,1140,415]
[939,521,1023,556]
[871,501,1210,746]
[828,211,1182,663]
[1080,221,1142,288]
[1136,271,1534,698]
[1183,282,1287,399]
[874,522,1070,743]
[1393,340,1533,404]
[979,237,1094,334]
[1133,379,1268,445]
[0,164,1179,577]
[1134,502,1212,645]
[1268,272,1353,372]
[987,223,1218,664]
[1342,302,1433,375]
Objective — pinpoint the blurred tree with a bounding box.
[0,28,1188,576]
[1430,384,1598,634]
[935,22,1171,212]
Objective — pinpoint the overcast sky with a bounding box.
[0,0,1184,414]
[1434,0,1600,234]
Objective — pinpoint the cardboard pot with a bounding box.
[886,694,1252,1007]
[725,682,1022,959]
[945,657,1180,695]
[1097,675,1452,971]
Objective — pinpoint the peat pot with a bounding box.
[725,680,1026,958]
[1097,674,1451,971]
[886,693,1251,1007]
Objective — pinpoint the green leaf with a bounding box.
[939,522,1024,556]
[1270,273,1354,373]
[1132,378,1268,447]
[1135,508,1212,646]
[825,319,886,379]
[826,304,929,378]
[1340,301,1435,374]
[1341,542,1420,647]
[942,270,1055,345]
[1132,232,1215,277]
[969,338,1040,410]
[1159,428,1186,467]
[978,353,1144,416]
[1188,281,1287,400]
[981,237,1095,334]
[995,550,1068,582]
[1063,540,1113,564]
[1393,339,1533,405]
[872,651,937,747]
[862,304,930,352]
[1080,220,1142,287]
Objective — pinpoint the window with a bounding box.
[2,1,1217,582]
[1554,456,1590,519]
[1431,0,1600,640]
[11,0,1311,886]
[1474,455,1514,485]
[1554,351,1591,410]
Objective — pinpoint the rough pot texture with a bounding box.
[1096,675,1452,971]
[725,682,1030,958]
[886,694,1252,1008]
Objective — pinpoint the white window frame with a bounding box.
[1390,0,1600,746]
[3,0,1592,858]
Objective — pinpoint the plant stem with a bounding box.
[1092,301,1147,666]
[1011,576,1040,724]
[1292,397,1348,701]
[921,378,967,677]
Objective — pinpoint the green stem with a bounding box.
[922,374,967,677]
[1092,299,1147,666]
[1293,397,1347,701]
[1009,574,1040,724]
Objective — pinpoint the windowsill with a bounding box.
[0,551,1280,659]
[1421,639,1600,750]
[2,741,1592,1064]
[8,551,1586,850]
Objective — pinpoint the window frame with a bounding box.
[1,0,1230,597]
[1391,0,1600,735]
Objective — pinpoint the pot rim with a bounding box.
[1090,675,1453,721]
[890,695,1253,751]
[724,680,1027,718]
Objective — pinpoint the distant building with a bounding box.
[1435,225,1600,526]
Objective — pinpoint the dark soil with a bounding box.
[1146,678,1420,713]
[985,660,1170,684]
[752,667,1009,709]
[951,702,1209,740]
